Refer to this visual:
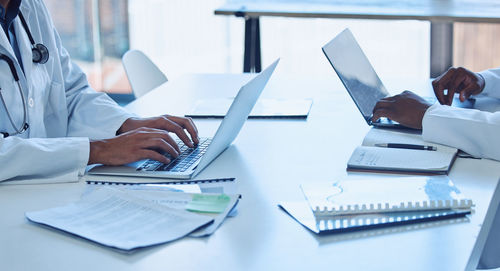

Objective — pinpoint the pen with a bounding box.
[374,143,437,151]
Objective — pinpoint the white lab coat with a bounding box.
[422,68,500,269]
[423,68,500,161]
[0,0,134,182]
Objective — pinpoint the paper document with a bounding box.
[84,177,239,216]
[301,176,473,216]
[26,187,213,251]
[113,188,240,237]
[82,183,202,197]
[349,146,455,171]
[185,98,312,119]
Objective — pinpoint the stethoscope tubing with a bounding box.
[0,11,47,137]
[0,80,28,136]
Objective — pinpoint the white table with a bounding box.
[1,73,499,271]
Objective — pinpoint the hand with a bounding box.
[117,115,199,147]
[432,67,485,106]
[372,91,432,129]
[88,127,182,165]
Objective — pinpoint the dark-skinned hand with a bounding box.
[88,115,199,165]
[432,67,485,106]
[372,91,432,129]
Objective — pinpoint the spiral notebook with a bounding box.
[279,201,470,234]
[301,176,473,217]
[85,177,237,195]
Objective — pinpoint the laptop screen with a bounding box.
[322,28,389,119]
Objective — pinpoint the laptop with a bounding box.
[322,28,474,129]
[88,59,280,179]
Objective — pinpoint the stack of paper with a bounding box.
[26,185,240,251]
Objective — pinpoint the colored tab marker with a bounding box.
[186,194,231,213]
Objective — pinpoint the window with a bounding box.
[44,1,500,98]
[45,0,131,94]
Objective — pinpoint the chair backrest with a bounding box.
[122,50,168,98]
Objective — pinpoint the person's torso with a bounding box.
[0,0,68,139]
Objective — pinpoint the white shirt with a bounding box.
[422,68,500,269]
[0,0,134,182]
[422,68,500,161]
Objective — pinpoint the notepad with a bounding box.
[347,128,458,175]
[185,98,313,119]
[301,176,473,216]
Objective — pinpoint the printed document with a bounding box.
[26,187,213,251]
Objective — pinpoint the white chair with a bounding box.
[122,50,168,98]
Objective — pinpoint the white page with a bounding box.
[301,176,472,214]
[186,98,312,117]
[362,128,457,153]
[348,146,455,171]
[82,183,201,198]
[25,187,213,251]
[112,188,239,237]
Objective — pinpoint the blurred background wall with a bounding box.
[43,0,500,96]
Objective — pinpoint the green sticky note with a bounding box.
[186,194,231,213]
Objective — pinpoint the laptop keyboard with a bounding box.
[137,137,211,172]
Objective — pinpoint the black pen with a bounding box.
[374,143,437,151]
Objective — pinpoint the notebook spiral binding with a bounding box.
[314,209,470,232]
[313,199,474,216]
[86,177,236,186]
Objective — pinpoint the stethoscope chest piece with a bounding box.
[32,43,49,64]
[19,12,50,64]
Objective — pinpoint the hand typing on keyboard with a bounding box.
[89,115,199,166]
[138,138,212,172]
[371,91,431,129]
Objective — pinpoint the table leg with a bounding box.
[430,22,454,78]
[243,17,261,73]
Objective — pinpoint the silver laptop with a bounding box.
[88,59,280,179]
[322,28,474,129]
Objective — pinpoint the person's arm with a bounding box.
[31,1,199,169]
[49,20,134,139]
[372,90,500,161]
[45,4,199,148]
[422,104,500,161]
[0,136,88,181]
[479,68,500,99]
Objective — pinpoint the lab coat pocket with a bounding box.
[43,80,68,137]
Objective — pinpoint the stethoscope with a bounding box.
[0,12,49,138]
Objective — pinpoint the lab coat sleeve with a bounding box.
[479,68,500,99]
[422,103,500,161]
[48,11,135,139]
[0,136,89,182]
